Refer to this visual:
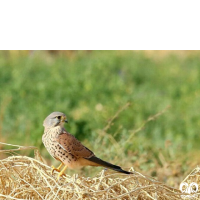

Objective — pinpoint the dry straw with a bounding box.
[1,143,196,200]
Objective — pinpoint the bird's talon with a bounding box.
[57,172,66,180]
[51,163,64,174]
[56,165,68,180]
[51,165,60,174]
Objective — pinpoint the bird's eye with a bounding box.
[57,116,61,120]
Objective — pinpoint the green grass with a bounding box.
[0,50,200,182]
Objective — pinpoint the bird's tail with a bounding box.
[85,156,132,174]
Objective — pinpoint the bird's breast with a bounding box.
[42,127,63,160]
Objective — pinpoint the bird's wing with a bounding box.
[56,131,94,158]
[56,130,132,174]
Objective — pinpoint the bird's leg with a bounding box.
[57,165,68,180]
[51,163,64,174]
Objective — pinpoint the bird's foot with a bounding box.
[56,171,66,180]
[51,165,60,174]
[56,165,68,180]
[51,163,64,174]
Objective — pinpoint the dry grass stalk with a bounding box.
[0,143,186,200]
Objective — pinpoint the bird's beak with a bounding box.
[61,116,68,123]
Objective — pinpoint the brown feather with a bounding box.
[56,130,94,159]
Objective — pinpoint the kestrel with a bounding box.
[42,112,132,179]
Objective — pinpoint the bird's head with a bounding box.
[43,112,68,128]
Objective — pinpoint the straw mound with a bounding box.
[0,154,193,200]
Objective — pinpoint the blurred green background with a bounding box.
[0,50,200,185]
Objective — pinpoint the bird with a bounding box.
[42,111,132,179]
